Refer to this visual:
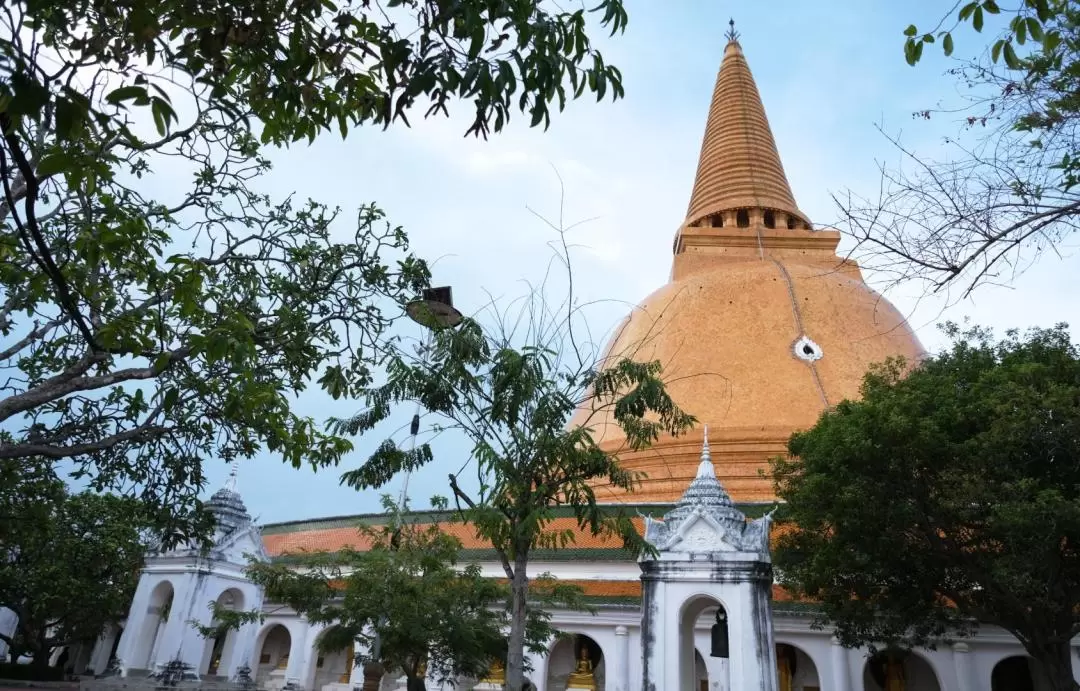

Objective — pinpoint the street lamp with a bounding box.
[405,286,463,330]
[361,285,462,691]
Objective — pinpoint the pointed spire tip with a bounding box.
[225,460,239,493]
[696,425,715,479]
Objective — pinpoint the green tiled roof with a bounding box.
[260,502,780,536]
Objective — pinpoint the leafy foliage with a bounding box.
[0,0,631,542]
[839,1,1080,296]
[772,322,1080,691]
[0,461,153,675]
[329,218,695,691]
[207,497,582,690]
[903,0,1059,70]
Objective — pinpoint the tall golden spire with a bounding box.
[683,22,810,230]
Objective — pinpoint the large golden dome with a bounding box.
[576,37,924,504]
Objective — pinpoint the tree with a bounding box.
[331,207,695,691]
[207,497,581,691]
[1,0,632,541]
[771,322,1080,691]
[838,1,1080,296]
[0,463,153,677]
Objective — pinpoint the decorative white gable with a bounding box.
[669,512,737,553]
[642,428,774,558]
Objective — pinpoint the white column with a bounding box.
[88,625,119,674]
[829,637,851,691]
[952,642,974,691]
[525,647,549,691]
[155,578,198,668]
[613,626,630,691]
[226,620,260,680]
[348,639,365,686]
[286,621,309,686]
[115,579,156,672]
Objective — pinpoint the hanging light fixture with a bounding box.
[405,286,463,330]
[710,606,729,658]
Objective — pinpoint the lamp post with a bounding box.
[362,286,462,691]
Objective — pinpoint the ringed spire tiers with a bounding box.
[683,24,810,231]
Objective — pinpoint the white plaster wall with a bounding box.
[216,602,1080,691]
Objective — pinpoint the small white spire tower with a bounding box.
[639,429,778,691]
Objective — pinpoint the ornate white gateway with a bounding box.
[639,429,778,691]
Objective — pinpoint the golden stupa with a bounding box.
[574,32,924,504]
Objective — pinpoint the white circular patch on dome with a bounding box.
[793,335,823,362]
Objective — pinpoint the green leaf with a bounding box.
[1003,40,1021,69]
[973,6,984,31]
[904,39,919,65]
[943,32,954,56]
[904,24,918,37]
[36,152,74,177]
[982,0,1000,13]
[1044,30,1061,52]
[992,38,1005,62]
[1026,16,1044,41]
[105,85,149,106]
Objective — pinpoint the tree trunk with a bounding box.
[405,673,426,691]
[1032,641,1078,691]
[505,551,530,691]
[30,648,52,680]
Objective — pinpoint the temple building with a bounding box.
[77,29,1056,691]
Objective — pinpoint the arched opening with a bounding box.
[862,650,941,691]
[255,625,292,688]
[992,656,1047,691]
[736,209,750,227]
[776,643,820,691]
[131,580,174,671]
[546,634,605,690]
[694,649,709,691]
[786,215,797,229]
[679,597,729,691]
[201,588,245,677]
[308,626,354,691]
[764,210,776,228]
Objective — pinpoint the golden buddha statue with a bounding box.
[338,646,354,683]
[275,652,290,671]
[207,650,222,676]
[884,655,905,691]
[777,653,793,691]
[566,646,595,691]
[480,659,505,684]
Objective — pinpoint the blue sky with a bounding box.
[198,0,1080,524]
